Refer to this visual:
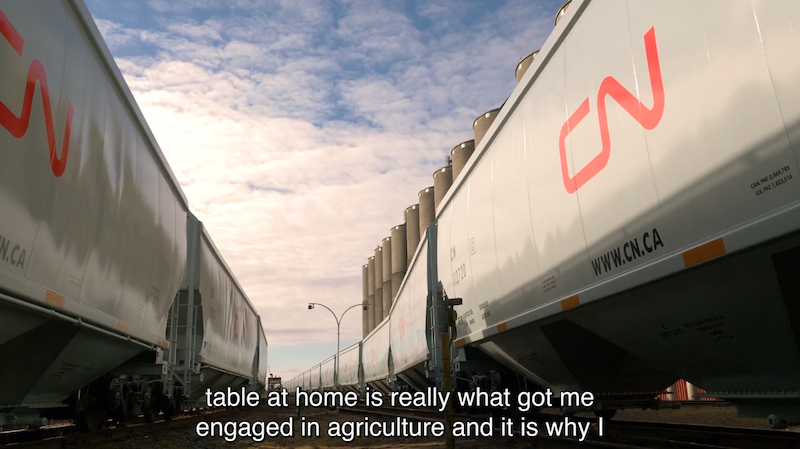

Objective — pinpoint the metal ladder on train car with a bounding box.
[425,222,445,389]
[165,295,180,400]
[427,290,442,388]
[166,293,200,397]
[165,217,203,408]
[249,316,261,394]
[424,221,462,391]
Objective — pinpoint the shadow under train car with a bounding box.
[0,294,170,430]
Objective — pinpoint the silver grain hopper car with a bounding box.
[0,0,189,430]
[0,0,268,431]
[301,0,800,429]
[166,213,266,409]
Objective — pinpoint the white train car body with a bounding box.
[294,372,300,391]
[309,364,321,391]
[257,323,269,390]
[389,237,430,389]
[196,225,259,377]
[320,355,336,390]
[180,214,261,403]
[361,318,391,391]
[0,0,188,412]
[436,0,800,412]
[292,0,800,420]
[338,342,361,388]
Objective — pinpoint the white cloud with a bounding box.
[167,21,223,42]
[94,18,141,48]
[88,0,561,379]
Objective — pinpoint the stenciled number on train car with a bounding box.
[559,27,665,194]
[0,9,73,177]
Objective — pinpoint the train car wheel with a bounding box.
[594,409,616,420]
[162,396,175,421]
[768,414,787,429]
[144,384,163,423]
[76,382,105,432]
[144,400,159,423]
[174,388,184,414]
[559,406,576,417]
[111,390,126,426]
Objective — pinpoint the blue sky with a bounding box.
[84,0,564,380]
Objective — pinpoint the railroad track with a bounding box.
[600,419,800,449]
[660,400,730,408]
[0,408,234,449]
[338,405,800,449]
[338,405,452,422]
[0,423,75,447]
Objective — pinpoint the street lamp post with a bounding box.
[307,302,365,389]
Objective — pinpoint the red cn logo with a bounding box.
[559,27,664,194]
[398,316,406,340]
[0,9,72,177]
